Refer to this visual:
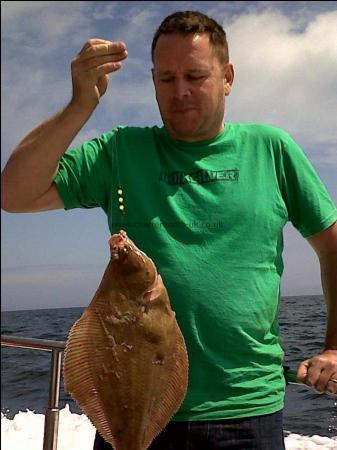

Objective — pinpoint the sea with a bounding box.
[1,294,337,441]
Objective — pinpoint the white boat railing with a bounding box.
[1,335,66,450]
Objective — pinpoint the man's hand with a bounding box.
[297,350,337,394]
[71,39,128,109]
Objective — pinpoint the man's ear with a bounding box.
[224,64,234,96]
[224,82,231,96]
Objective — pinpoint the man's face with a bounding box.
[152,33,233,142]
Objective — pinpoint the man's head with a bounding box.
[151,11,234,142]
[151,10,229,67]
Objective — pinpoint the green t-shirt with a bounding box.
[54,122,337,421]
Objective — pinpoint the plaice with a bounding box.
[63,230,189,450]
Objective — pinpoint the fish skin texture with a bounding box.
[63,230,189,450]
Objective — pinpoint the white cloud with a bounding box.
[2,1,91,49]
[129,7,159,28]
[92,2,119,20]
[1,1,49,20]
[225,9,337,167]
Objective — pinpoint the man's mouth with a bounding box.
[172,107,196,113]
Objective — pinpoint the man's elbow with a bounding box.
[1,177,31,212]
[1,180,65,213]
[1,179,17,212]
[1,192,25,212]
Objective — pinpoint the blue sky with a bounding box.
[1,1,337,311]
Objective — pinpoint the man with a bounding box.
[2,10,337,450]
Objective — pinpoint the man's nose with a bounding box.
[173,78,191,99]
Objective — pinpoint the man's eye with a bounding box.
[187,75,204,81]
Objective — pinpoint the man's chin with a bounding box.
[165,123,200,141]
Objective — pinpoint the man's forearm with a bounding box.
[298,226,337,393]
[320,251,337,350]
[1,101,94,211]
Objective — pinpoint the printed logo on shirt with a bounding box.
[159,169,239,185]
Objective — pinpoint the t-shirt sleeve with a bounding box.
[53,130,115,210]
[279,133,337,237]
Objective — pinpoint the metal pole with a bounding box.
[1,335,65,352]
[43,348,63,450]
[1,335,66,450]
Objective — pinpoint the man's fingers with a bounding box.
[79,38,109,50]
[297,359,320,387]
[298,359,323,388]
[327,378,337,395]
[315,368,334,393]
[79,38,126,52]
[297,353,337,394]
[79,40,127,59]
[72,40,127,83]
[73,41,128,78]
[297,359,310,383]
[78,53,127,72]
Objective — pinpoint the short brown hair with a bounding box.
[151,10,229,64]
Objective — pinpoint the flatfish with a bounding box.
[63,230,189,450]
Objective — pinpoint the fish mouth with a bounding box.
[109,230,129,259]
[109,230,148,263]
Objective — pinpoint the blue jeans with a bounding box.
[93,409,285,449]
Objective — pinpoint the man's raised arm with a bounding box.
[1,39,128,212]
